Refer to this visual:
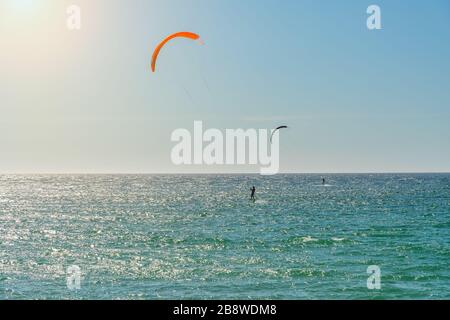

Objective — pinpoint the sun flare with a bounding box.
[6,0,38,11]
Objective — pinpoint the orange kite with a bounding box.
[151,32,201,72]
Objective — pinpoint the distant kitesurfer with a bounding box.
[250,186,256,201]
[322,178,326,185]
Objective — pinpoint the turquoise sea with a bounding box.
[0,174,449,299]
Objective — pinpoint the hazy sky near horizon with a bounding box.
[1,0,449,173]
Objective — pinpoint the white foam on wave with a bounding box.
[254,199,267,204]
[302,236,318,243]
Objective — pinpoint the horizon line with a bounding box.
[1,171,449,175]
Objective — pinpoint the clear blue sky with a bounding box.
[1,0,449,173]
